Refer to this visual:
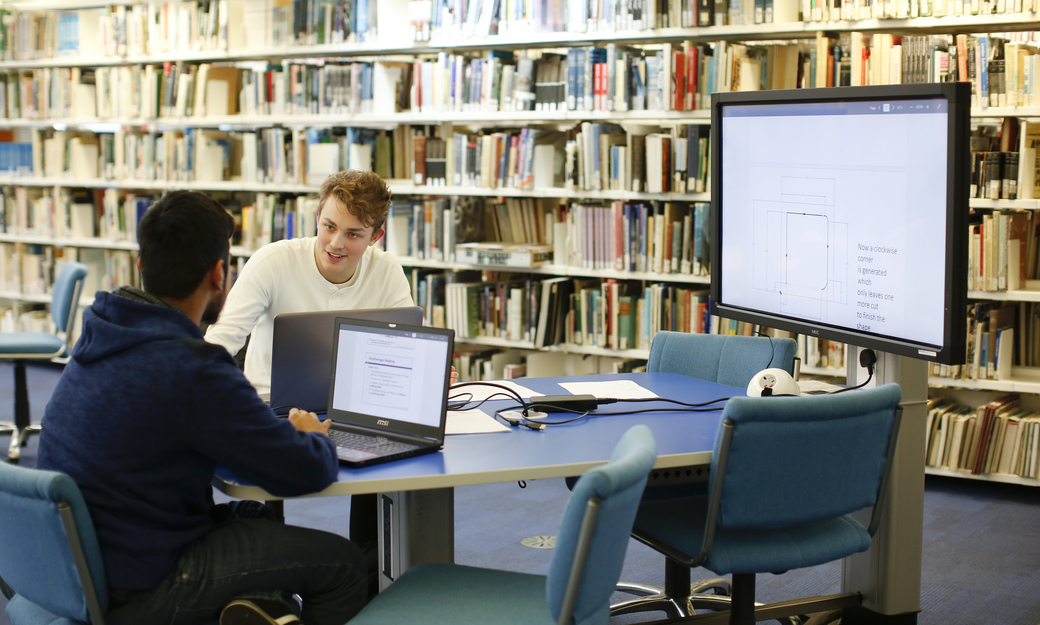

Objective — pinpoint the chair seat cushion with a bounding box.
[6,595,218,625]
[6,594,80,625]
[0,333,65,356]
[349,563,564,625]
[632,494,872,576]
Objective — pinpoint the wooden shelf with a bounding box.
[926,465,1040,486]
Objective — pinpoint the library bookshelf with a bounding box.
[1,0,1040,483]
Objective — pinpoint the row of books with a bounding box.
[1,62,243,121]
[2,119,719,200]
[967,211,1040,293]
[386,195,558,265]
[237,194,321,252]
[8,0,1040,68]
[971,118,1040,202]
[2,185,710,282]
[567,123,711,194]
[3,33,1040,124]
[0,186,152,244]
[382,194,712,276]
[413,269,723,350]
[1,125,375,188]
[930,301,1040,382]
[0,242,135,302]
[797,335,848,370]
[0,305,51,334]
[925,394,1040,479]
[806,0,1040,20]
[956,33,1040,110]
[0,1,382,61]
[0,137,30,175]
[556,201,711,275]
[0,183,323,256]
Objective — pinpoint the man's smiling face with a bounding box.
[313,196,384,284]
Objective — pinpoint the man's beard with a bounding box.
[201,288,226,325]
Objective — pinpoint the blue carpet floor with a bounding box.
[3,362,1040,624]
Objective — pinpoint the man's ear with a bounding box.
[210,259,226,291]
[369,226,385,246]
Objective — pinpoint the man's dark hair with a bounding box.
[137,190,234,299]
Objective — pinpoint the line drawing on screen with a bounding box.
[752,175,848,322]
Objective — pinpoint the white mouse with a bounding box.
[747,368,801,397]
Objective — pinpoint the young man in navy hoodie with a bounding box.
[37,190,367,625]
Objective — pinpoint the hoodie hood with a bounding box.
[73,289,202,366]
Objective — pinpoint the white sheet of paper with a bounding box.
[448,380,543,402]
[446,408,511,435]
[558,380,658,400]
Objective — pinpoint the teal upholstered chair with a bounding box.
[348,424,658,625]
[612,331,799,618]
[647,331,798,388]
[0,261,88,463]
[628,383,903,625]
[0,460,108,625]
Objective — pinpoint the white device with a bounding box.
[747,368,801,397]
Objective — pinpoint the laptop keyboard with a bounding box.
[328,429,418,462]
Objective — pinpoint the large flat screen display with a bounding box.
[710,83,969,365]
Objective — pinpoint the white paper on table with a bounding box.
[446,408,511,435]
[448,380,543,403]
[558,380,658,400]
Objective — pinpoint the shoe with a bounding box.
[219,598,301,625]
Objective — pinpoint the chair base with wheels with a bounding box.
[611,565,732,619]
[1,358,49,463]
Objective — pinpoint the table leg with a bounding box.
[377,488,454,591]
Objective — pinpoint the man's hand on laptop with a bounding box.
[288,408,331,436]
[450,366,459,385]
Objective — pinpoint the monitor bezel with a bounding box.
[709,83,970,365]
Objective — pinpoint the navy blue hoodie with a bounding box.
[37,288,339,591]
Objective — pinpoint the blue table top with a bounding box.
[215,372,741,499]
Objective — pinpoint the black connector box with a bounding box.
[527,394,599,412]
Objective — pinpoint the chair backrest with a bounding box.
[0,461,108,624]
[709,383,902,532]
[50,261,89,337]
[647,332,797,388]
[546,425,657,625]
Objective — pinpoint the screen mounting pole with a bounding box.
[842,347,928,624]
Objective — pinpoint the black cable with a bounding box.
[829,348,877,394]
[584,406,727,416]
[608,396,730,408]
[448,382,731,429]
[448,381,529,415]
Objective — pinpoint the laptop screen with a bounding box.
[269,306,424,415]
[327,317,454,438]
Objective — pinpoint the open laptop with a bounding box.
[325,317,455,467]
[269,306,424,415]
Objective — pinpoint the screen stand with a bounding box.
[841,348,927,624]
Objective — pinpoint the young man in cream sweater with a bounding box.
[205,170,414,396]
